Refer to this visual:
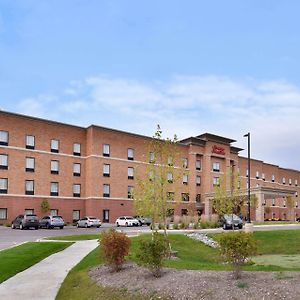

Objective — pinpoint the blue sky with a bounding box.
[1,0,300,169]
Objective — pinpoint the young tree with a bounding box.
[133,125,186,239]
[40,199,50,214]
[286,195,294,221]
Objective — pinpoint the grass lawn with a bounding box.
[46,234,100,241]
[0,242,72,283]
[56,230,300,300]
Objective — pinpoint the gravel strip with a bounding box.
[89,264,300,300]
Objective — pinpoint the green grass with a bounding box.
[46,234,100,241]
[0,242,72,283]
[254,221,298,225]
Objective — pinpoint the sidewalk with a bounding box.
[0,239,98,300]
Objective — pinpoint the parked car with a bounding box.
[39,215,65,229]
[134,216,152,226]
[219,214,243,230]
[11,214,39,230]
[115,216,140,227]
[296,217,300,222]
[77,216,101,228]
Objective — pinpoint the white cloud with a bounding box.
[15,75,300,170]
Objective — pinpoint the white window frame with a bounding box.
[196,160,201,170]
[26,135,35,148]
[0,178,8,192]
[73,184,81,196]
[103,184,110,197]
[196,175,201,186]
[182,158,188,168]
[256,171,260,179]
[128,148,134,160]
[0,208,7,219]
[212,162,220,172]
[182,174,188,184]
[213,177,220,186]
[73,163,81,176]
[272,174,275,182]
[128,167,134,179]
[149,152,155,163]
[0,154,8,169]
[73,143,81,155]
[50,209,58,216]
[103,144,110,156]
[103,164,110,176]
[0,131,8,145]
[50,182,59,195]
[51,139,59,152]
[167,172,173,183]
[25,180,34,194]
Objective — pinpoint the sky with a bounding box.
[1,0,300,169]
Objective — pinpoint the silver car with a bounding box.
[39,215,65,229]
[77,216,101,228]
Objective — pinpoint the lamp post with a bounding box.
[243,132,251,223]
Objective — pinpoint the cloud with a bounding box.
[14,75,300,169]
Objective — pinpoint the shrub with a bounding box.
[173,223,179,230]
[200,220,219,229]
[136,232,169,277]
[99,229,131,272]
[219,232,257,279]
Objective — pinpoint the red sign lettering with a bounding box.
[212,145,225,155]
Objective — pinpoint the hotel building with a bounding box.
[0,111,299,224]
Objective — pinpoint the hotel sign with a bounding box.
[212,145,225,155]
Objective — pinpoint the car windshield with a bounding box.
[25,214,37,219]
[89,217,97,220]
[224,214,241,221]
[126,217,133,220]
[53,216,62,219]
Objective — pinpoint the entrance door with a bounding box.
[103,209,109,223]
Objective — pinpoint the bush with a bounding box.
[219,232,257,279]
[99,229,131,272]
[200,220,219,229]
[136,232,169,277]
[173,223,179,230]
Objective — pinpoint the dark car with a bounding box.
[296,217,300,222]
[11,214,39,230]
[220,214,243,230]
[134,216,152,226]
[39,215,65,229]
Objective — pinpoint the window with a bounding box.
[26,135,35,149]
[296,200,298,208]
[181,208,188,216]
[167,192,175,201]
[51,139,59,153]
[167,156,173,166]
[196,176,201,186]
[212,162,220,172]
[149,152,155,163]
[0,178,8,193]
[181,193,189,202]
[256,171,259,179]
[128,186,134,199]
[50,182,59,196]
[295,179,298,186]
[50,160,59,174]
[25,180,34,195]
[272,174,275,182]
[283,199,286,207]
[24,209,34,215]
[182,158,188,168]
[73,184,81,197]
[103,184,110,197]
[50,209,58,216]
[289,178,292,185]
[73,210,80,222]
[73,163,81,176]
[103,164,110,177]
[296,192,298,198]
[0,131,8,146]
[0,208,7,219]
[0,154,8,170]
[196,194,201,202]
[167,172,173,183]
[282,177,286,184]
[73,143,81,156]
[128,167,134,180]
[103,209,109,223]
[213,177,220,186]
[262,173,265,181]
[246,169,249,177]
[128,148,134,160]
[182,174,188,185]
[196,160,201,171]
[103,144,110,157]
[25,157,35,172]
[272,198,275,206]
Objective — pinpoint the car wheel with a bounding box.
[20,224,24,230]
[11,223,15,229]
[223,223,227,230]
[96,225,100,228]
[46,223,51,229]
[116,222,119,227]
[35,226,39,230]
[60,226,64,229]
[238,224,243,229]
[125,222,128,227]
[85,223,88,228]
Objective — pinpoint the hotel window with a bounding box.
[103,184,110,197]
[246,169,249,177]
[50,182,59,196]
[149,152,155,163]
[128,186,134,199]
[289,178,292,185]
[196,194,201,202]
[26,135,35,150]
[0,208,7,220]
[0,178,8,194]
[25,180,34,195]
[0,131,8,146]
[73,184,81,197]
[128,148,134,160]
[262,173,265,181]
[295,179,298,186]
[272,174,275,182]
[213,177,220,187]
[103,144,110,157]
[50,139,59,153]
[282,177,286,184]
[50,160,59,174]
[182,158,188,168]
[25,157,35,172]
[167,192,175,201]
[182,174,188,185]
[272,198,275,206]
[212,162,220,172]
[181,209,188,216]
[103,164,110,177]
[181,193,189,202]
[196,160,201,171]
[196,176,201,186]
[73,163,81,176]
[0,154,8,170]
[73,210,80,222]
[256,171,259,179]
[24,209,34,215]
[50,209,58,216]
[128,167,134,180]
[167,172,173,183]
[73,143,81,156]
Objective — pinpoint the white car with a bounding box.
[115,216,140,227]
[77,216,101,228]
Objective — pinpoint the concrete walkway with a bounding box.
[0,240,98,300]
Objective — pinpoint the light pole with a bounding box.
[243,132,251,223]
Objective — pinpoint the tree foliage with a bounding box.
[40,199,50,213]
[286,195,294,221]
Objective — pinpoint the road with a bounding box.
[1,223,300,250]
